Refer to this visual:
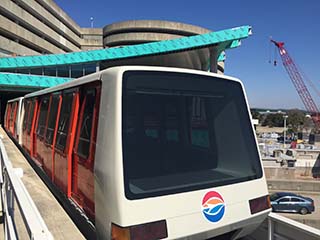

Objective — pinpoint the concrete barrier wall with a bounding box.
[264,167,315,179]
[267,179,320,192]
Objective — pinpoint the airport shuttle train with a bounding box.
[4,66,270,239]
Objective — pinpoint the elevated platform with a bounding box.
[0,127,84,239]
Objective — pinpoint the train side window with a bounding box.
[6,103,12,128]
[14,102,19,134]
[23,101,30,131]
[76,89,96,159]
[10,102,16,123]
[36,97,49,138]
[45,94,60,145]
[7,103,11,127]
[27,100,36,134]
[56,91,74,151]
[9,102,16,131]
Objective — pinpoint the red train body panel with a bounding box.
[5,83,101,222]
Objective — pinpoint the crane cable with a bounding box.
[269,39,320,101]
[268,36,278,66]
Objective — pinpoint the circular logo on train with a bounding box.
[201,191,225,223]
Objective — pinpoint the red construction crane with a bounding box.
[270,39,320,130]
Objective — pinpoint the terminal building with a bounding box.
[0,0,212,60]
[0,0,251,122]
[0,0,103,56]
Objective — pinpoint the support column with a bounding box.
[268,217,274,240]
[96,62,100,72]
[209,47,218,73]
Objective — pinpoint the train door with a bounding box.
[34,96,50,166]
[9,102,17,135]
[53,89,79,196]
[22,100,30,151]
[13,101,19,137]
[7,103,12,133]
[28,99,38,157]
[13,101,19,139]
[5,103,11,130]
[23,99,38,156]
[71,84,100,221]
[42,93,61,180]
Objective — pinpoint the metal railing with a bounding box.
[249,212,320,240]
[268,212,320,240]
[0,138,53,239]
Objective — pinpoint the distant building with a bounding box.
[258,110,287,115]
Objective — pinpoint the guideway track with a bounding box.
[0,127,85,239]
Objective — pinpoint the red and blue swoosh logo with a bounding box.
[202,191,225,223]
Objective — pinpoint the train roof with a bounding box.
[24,66,241,99]
[7,97,24,103]
[24,70,102,99]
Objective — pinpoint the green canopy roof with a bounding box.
[0,25,251,69]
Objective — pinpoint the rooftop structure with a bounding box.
[103,20,211,47]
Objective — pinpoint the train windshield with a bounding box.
[122,71,262,200]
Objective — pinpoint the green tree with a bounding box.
[287,109,306,132]
[262,113,284,127]
[250,109,261,120]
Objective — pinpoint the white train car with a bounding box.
[6,66,270,239]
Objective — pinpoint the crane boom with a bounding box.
[271,39,320,129]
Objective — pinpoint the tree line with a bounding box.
[251,109,314,132]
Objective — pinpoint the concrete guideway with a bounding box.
[0,127,84,240]
[247,212,320,240]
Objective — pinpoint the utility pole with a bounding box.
[90,17,94,28]
[283,115,288,149]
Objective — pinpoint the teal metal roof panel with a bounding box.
[0,73,70,89]
[0,26,251,69]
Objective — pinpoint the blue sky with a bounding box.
[55,0,320,110]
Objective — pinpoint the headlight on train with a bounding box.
[111,220,168,240]
[249,195,271,214]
